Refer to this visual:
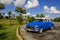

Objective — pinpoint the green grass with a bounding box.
[0,19,27,40]
[0,20,19,25]
[0,25,18,40]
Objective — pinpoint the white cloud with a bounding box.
[44,6,49,11]
[44,6,60,14]
[25,0,39,9]
[32,15,36,17]
[14,0,26,7]
[26,13,30,15]
[45,15,50,18]
[22,13,30,16]
[0,0,13,5]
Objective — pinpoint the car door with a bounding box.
[42,22,51,30]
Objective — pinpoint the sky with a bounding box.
[0,0,60,19]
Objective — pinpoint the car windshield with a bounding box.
[35,19,43,22]
[35,19,49,22]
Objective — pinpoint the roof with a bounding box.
[35,17,49,19]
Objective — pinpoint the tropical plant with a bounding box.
[15,7,26,25]
[8,11,12,19]
[0,24,3,29]
[40,13,45,18]
[0,3,5,10]
[27,16,35,22]
[0,3,5,19]
[36,14,40,17]
[16,14,23,25]
[53,17,60,22]
[8,11,12,26]
[30,16,35,22]
[15,7,26,14]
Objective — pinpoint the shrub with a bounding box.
[0,24,3,29]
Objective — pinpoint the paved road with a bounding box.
[20,22,60,40]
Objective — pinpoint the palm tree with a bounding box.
[36,14,40,17]
[0,3,5,10]
[15,7,26,14]
[12,14,15,19]
[0,3,5,19]
[15,7,26,25]
[27,15,31,22]
[40,13,45,18]
[8,11,12,19]
[2,13,5,19]
[8,11,12,26]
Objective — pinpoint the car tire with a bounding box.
[39,28,43,33]
[51,26,54,30]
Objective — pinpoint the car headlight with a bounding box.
[35,25,38,31]
[35,25,38,28]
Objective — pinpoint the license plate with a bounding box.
[28,29,30,31]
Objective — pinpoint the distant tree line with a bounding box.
[0,3,15,20]
[52,17,60,22]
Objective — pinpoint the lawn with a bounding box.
[0,20,19,40]
[0,19,27,40]
[0,25,19,40]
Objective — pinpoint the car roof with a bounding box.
[35,17,49,20]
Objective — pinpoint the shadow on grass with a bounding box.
[0,32,8,40]
[0,24,8,30]
[0,28,8,30]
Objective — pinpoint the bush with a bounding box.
[0,24,3,29]
[16,14,23,25]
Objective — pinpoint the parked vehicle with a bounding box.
[25,17,54,33]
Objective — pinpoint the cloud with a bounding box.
[32,15,36,17]
[0,0,13,5]
[44,6,60,14]
[14,0,26,7]
[22,13,30,16]
[26,13,30,15]
[25,0,39,9]
[44,6,49,11]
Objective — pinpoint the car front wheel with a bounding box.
[51,26,54,30]
[39,28,43,33]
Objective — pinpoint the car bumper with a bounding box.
[26,29,39,32]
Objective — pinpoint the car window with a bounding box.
[43,19,47,22]
[35,19,43,22]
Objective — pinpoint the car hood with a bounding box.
[26,22,44,27]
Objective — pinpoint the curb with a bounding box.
[16,26,23,40]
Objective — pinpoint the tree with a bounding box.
[53,17,60,22]
[8,11,12,19]
[27,15,31,22]
[36,14,40,17]
[0,13,3,19]
[40,13,45,18]
[2,13,5,19]
[0,3,5,10]
[27,16,35,22]
[16,14,23,25]
[30,17,35,22]
[15,7,26,14]
[12,14,15,20]
[0,3,5,19]
[15,7,26,25]
[0,24,3,29]
[8,11,12,26]
[5,16,9,19]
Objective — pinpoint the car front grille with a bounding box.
[28,27,35,30]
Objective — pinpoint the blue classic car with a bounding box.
[25,18,54,33]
